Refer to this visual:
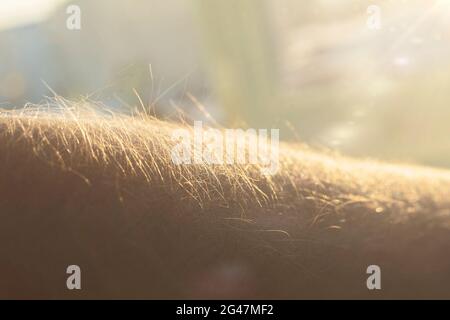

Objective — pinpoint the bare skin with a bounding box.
[0,108,449,299]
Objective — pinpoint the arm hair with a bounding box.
[0,107,449,298]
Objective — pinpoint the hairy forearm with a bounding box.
[0,110,449,299]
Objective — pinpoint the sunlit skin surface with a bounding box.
[0,104,449,299]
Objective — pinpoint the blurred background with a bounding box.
[1,0,450,168]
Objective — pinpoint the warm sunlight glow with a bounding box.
[0,0,66,31]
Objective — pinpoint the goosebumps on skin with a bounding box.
[0,105,449,299]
